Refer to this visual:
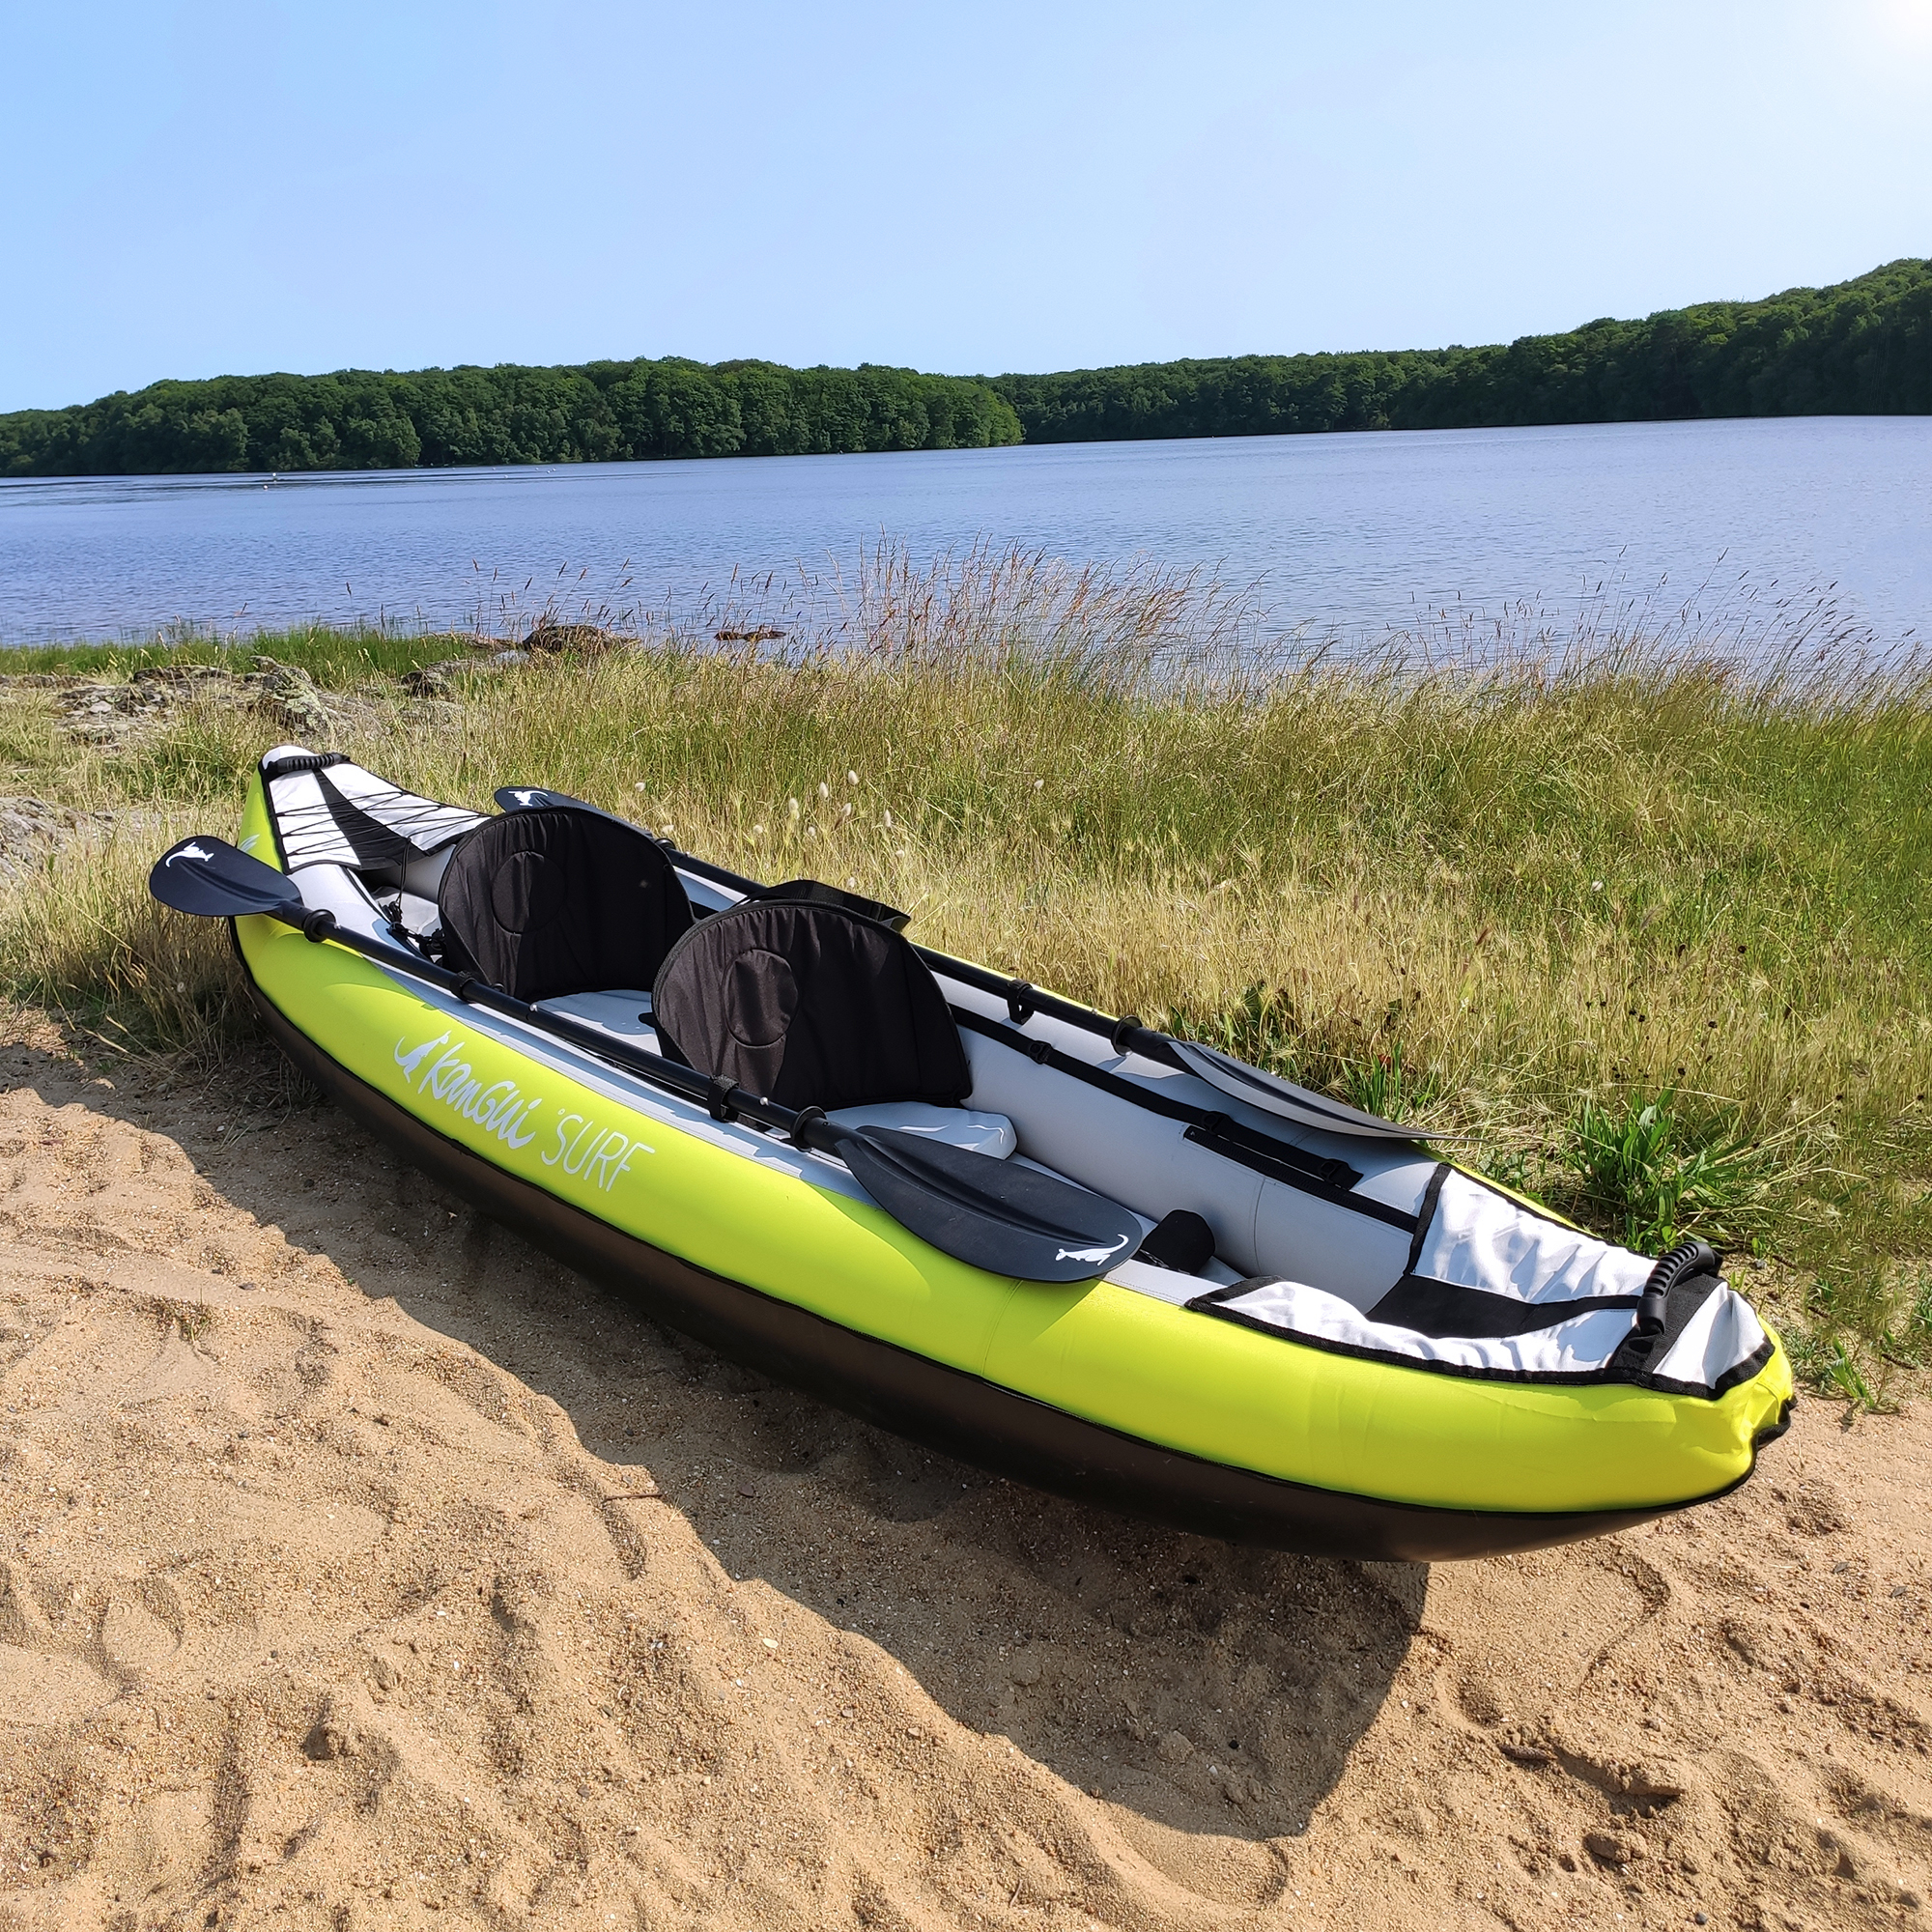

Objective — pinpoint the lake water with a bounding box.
[1,416,1926,654]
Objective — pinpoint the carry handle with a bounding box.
[1635,1237,1720,1335]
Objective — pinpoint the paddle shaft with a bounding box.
[254,903,835,1152]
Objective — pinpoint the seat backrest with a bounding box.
[438,806,693,1002]
[650,898,971,1111]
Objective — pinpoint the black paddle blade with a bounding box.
[149,837,302,920]
[496,785,600,815]
[1168,1038,1425,1139]
[839,1127,1141,1284]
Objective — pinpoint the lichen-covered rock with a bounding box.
[248,656,336,737]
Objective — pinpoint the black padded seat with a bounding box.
[437,806,693,1003]
[650,898,971,1111]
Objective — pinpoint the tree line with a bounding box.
[993,259,1932,440]
[1,259,1924,476]
[0,359,1022,475]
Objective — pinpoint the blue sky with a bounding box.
[2,0,1928,412]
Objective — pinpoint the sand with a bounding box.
[1,1035,1928,1931]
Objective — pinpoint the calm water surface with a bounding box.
[1,417,1926,649]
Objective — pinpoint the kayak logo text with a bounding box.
[541,1114,650,1192]
[392,1029,653,1191]
[394,1030,543,1151]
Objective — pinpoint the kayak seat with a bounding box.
[651,897,973,1113]
[438,806,694,1003]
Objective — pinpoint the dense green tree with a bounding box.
[1,261,1922,477]
[0,355,1022,476]
[992,259,1931,441]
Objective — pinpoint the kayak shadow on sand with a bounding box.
[37,1042,1426,1844]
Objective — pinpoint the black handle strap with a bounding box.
[1636,1237,1721,1334]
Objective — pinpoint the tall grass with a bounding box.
[6,547,1932,1402]
[0,625,483,685]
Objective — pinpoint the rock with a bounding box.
[1009,1649,1042,1688]
[713,626,787,645]
[1157,1730,1194,1765]
[395,658,482,697]
[523,620,620,656]
[249,657,335,737]
[0,797,125,884]
[131,663,230,690]
[0,798,74,881]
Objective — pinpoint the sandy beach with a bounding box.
[1,1031,1928,1930]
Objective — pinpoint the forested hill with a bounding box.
[994,259,1932,442]
[1,259,1925,476]
[0,360,1023,476]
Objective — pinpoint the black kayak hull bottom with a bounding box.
[248,974,1738,1563]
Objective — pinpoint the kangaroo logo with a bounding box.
[1055,1236,1129,1264]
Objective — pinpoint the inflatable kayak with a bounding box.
[149,747,1792,1560]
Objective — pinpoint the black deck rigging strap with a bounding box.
[311,767,420,869]
[1365,1275,1641,1339]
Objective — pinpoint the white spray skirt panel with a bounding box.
[1417,1170,1652,1307]
[1653,1286,1769,1390]
[1209,1278,1642,1378]
[262,750,485,869]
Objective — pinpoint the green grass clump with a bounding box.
[6,549,1932,1406]
[0,625,485,686]
[1557,1087,1794,1255]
